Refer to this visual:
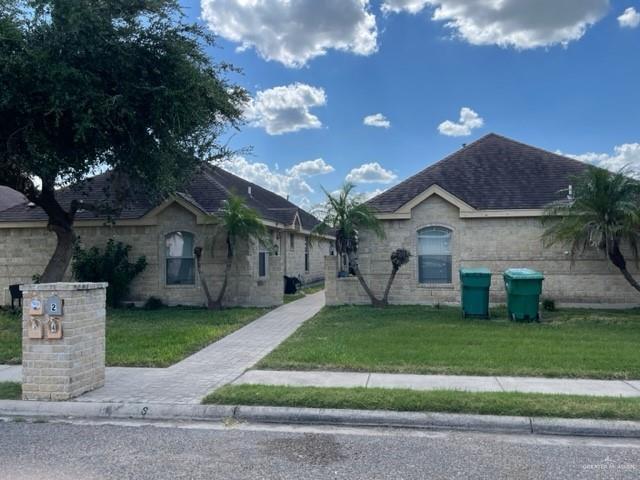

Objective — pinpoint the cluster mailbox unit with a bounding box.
[27,294,64,339]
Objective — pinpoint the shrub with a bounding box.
[144,296,165,310]
[542,299,556,312]
[72,239,147,307]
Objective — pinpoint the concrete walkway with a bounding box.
[1,292,325,404]
[233,370,640,397]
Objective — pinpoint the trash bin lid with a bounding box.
[503,268,544,280]
[459,267,492,276]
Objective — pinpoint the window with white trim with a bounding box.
[258,242,269,278]
[304,236,310,272]
[165,231,195,285]
[417,226,452,284]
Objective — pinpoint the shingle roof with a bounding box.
[0,165,322,231]
[0,187,26,212]
[367,133,589,213]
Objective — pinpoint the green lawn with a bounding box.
[0,306,269,367]
[204,384,640,421]
[0,382,21,400]
[283,282,324,304]
[258,305,640,379]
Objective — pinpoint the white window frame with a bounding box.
[165,231,196,286]
[258,242,269,279]
[417,226,453,285]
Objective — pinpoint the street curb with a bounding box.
[1,400,640,438]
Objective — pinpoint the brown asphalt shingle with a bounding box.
[0,165,321,231]
[367,133,589,212]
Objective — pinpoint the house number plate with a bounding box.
[45,295,63,316]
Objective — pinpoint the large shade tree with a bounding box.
[543,166,640,292]
[0,0,246,281]
[314,182,410,307]
[195,194,266,310]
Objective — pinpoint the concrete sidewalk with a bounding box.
[233,370,640,397]
[1,292,325,404]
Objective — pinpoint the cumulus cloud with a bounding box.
[561,143,640,175]
[219,156,334,208]
[438,107,483,137]
[244,83,327,135]
[346,162,397,184]
[618,7,640,28]
[286,158,335,177]
[201,0,378,68]
[363,113,391,128]
[382,0,608,49]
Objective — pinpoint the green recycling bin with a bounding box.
[503,268,544,322]
[459,267,492,319]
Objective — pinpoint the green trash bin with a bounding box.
[459,267,492,319]
[503,268,544,322]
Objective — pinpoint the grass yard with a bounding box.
[0,306,269,367]
[283,282,324,304]
[0,382,21,400]
[258,305,640,379]
[204,384,640,421]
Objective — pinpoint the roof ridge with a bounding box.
[366,133,491,205]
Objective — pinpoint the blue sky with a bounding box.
[180,0,640,210]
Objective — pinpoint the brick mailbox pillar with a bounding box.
[21,282,108,401]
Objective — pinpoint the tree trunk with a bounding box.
[381,266,399,305]
[194,247,216,309]
[39,186,77,283]
[212,235,234,310]
[347,251,384,308]
[608,242,640,293]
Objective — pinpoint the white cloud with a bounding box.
[618,7,640,28]
[201,0,378,68]
[363,113,391,128]
[438,107,483,137]
[219,156,334,208]
[286,158,335,177]
[382,0,608,49]
[346,162,397,184]
[244,83,327,135]
[561,143,640,175]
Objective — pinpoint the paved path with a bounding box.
[2,292,324,404]
[233,370,640,397]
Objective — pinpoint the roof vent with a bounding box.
[248,186,252,197]
[27,202,36,208]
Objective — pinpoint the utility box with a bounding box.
[459,267,492,319]
[21,282,107,401]
[503,268,544,322]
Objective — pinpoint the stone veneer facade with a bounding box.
[1,200,329,307]
[21,282,107,401]
[325,195,640,307]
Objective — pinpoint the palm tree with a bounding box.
[314,183,387,307]
[542,166,640,292]
[195,194,266,310]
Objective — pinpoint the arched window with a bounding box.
[417,226,452,284]
[165,231,195,285]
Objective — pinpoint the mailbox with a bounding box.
[46,317,63,339]
[29,297,44,316]
[27,317,44,339]
[45,295,63,316]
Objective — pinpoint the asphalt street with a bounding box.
[1,418,639,479]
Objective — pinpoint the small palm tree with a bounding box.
[195,194,266,310]
[314,182,390,307]
[543,166,640,292]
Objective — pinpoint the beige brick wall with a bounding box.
[21,282,106,401]
[281,231,331,284]
[0,201,285,307]
[325,195,640,306]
